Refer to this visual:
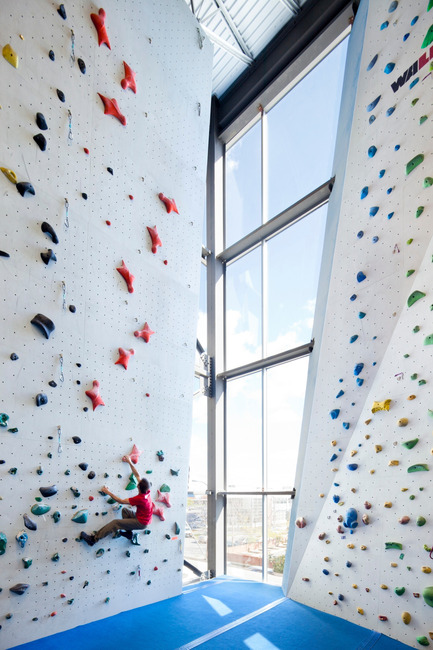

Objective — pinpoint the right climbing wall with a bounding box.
[288,1,433,647]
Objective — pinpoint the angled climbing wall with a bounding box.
[288,0,433,647]
[0,1,212,646]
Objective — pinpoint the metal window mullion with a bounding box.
[261,109,269,583]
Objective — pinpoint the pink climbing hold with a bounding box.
[147,226,162,254]
[116,260,135,293]
[115,347,134,370]
[152,504,165,521]
[90,8,111,49]
[134,322,154,343]
[121,61,137,93]
[85,380,105,411]
[296,517,307,528]
[158,193,179,214]
[97,94,126,126]
[127,444,142,465]
[156,490,171,507]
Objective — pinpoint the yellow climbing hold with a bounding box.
[347,543,355,549]
[375,445,383,453]
[0,167,18,184]
[402,611,411,625]
[331,440,337,446]
[401,487,408,492]
[422,566,432,573]
[370,469,375,474]
[353,584,358,589]
[381,584,388,590]
[365,434,370,439]
[407,395,416,400]
[351,488,356,493]
[398,418,409,427]
[351,450,358,457]
[371,399,391,413]
[365,419,372,425]
[361,545,367,550]
[357,607,364,615]
[319,493,325,498]
[384,501,392,508]
[2,44,19,68]
[390,562,398,567]
[388,460,399,466]
[324,557,329,562]
[19,34,24,40]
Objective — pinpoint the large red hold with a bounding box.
[121,61,137,93]
[90,8,111,49]
[156,490,171,508]
[134,322,154,343]
[85,380,105,411]
[116,260,135,293]
[147,225,162,254]
[115,347,135,370]
[152,504,165,521]
[158,193,179,214]
[98,94,126,126]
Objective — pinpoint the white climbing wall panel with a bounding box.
[0,0,212,646]
[288,0,433,647]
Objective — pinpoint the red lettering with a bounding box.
[419,52,430,69]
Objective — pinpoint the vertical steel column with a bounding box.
[261,108,269,581]
[207,97,226,577]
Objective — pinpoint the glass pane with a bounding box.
[266,205,326,355]
[226,496,263,579]
[266,358,309,491]
[226,372,262,491]
[197,261,207,353]
[225,121,262,247]
[226,247,262,369]
[267,38,348,218]
[267,495,293,586]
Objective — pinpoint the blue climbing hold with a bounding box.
[356,378,364,386]
[347,463,358,471]
[367,54,378,71]
[367,96,381,112]
[323,569,329,575]
[333,495,340,503]
[354,363,364,376]
[368,146,377,158]
[369,206,379,217]
[336,390,344,398]
[330,409,340,419]
[334,483,339,487]
[357,271,366,283]
[403,33,410,41]
[379,169,385,178]
[357,231,364,239]
[386,187,393,194]
[380,21,389,30]
[409,77,419,89]
[339,378,343,383]
[394,144,400,151]
[358,312,366,319]
[344,508,358,529]
[360,186,368,199]
[350,294,357,301]
[369,115,376,124]
[372,236,379,243]
[343,422,350,430]
[387,212,394,219]
[386,106,395,116]
[346,561,352,567]
[389,1,398,12]
[384,62,395,74]
[330,453,338,462]
[411,16,418,25]
[350,335,358,343]
[338,594,344,601]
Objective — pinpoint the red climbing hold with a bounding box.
[158,193,179,214]
[129,195,134,200]
[145,393,150,397]
[85,380,105,411]
[129,444,142,464]
[121,61,137,93]
[152,504,165,521]
[147,226,162,254]
[50,611,57,617]
[154,566,158,571]
[163,260,168,265]
[115,347,135,370]
[106,220,111,226]
[134,322,154,343]
[60,594,66,598]
[89,496,94,501]
[156,490,171,508]
[90,8,111,49]
[116,260,135,293]
[97,94,126,126]
[84,148,89,155]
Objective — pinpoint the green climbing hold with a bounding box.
[8,427,18,433]
[31,503,51,516]
[67,599,74,605]
[394,586,405,596]
[126,550,131,557]
[408,290,425,306]
[105,597,110,603]
[406,270,415,277]
[423,585,433,607]
[174,522,180,535]
[165,534,171,539]
[71,509,88,524]
[419,379,427,385]
[9,467,17,474]
[416,636,429,647]
[402,438,419,449]
[429,0,433,11]
[417,516,426,526]
[416,206,424,218]
[424,177,433,188]
[96,548,105,557]
[412,98,419,106]
[424,334,433,345]
[106,498,116,504]
[407,238,413,244]
[35,497,42,502]
[408,464,429,472]
[51,553,60,562]
[404,353,410,358]
[160,484,170,492]
[22,558,32,569]
[422,24,433,48]
[125,474,137,490]
[146,470,152,474]
[70,487,80,498]
[406,154,424,175]
[0,532,7,554]
[385,542,403,550]
[413,326,420,333]
[52,511,61,523]
[411,373,418,380]
[0,413,9,427]
[420,115,428,125]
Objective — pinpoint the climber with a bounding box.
[80,455,152,546]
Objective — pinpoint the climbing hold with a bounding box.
[408,464,429,472]
[347,464,358,471]
[115,347,135,370]
[385,542,402,549]
[343,508,358,529]
[33,134,47,151]
[16,182,35,197]
[357,272,366,282]
[51,553,60,562]
[395,586,405,595]
[422,25,433,49]
[362,514,369,525]
[52,511,61,523]
[79,463,88,471]
[357,608,364,615]
[416,207,424,218]
[39,485,58,497]
[0,532,7,554]
[367,96,381,112]
[417,516,426,526]
[388,0,398,11]
[57,4,67,19]
[369,115,375,124]
[31,313,55,339]
[77,58,86,74]
[170,469,179,476]
[156,490,171,507]
[354,363,364,376]
[425,334,433,345]
[407,270,415,278]
[423,586,433,607]
[72,510,88,524]
[329,409,340,419]
[49,381,57,388]
[22,557,32,569]
[384,502,392,508]
[389,460,399,466]
[152,505,165,521]
[357,231,364,239]
[409,78,419,89]
[41,249,57,265]
[31,503,51,515]
[23,514,37,531]
[336,390,344,398]
[57,89,65,103]
[134,322,155,343]
[2,44,19,68]
[116,260,135,293]
[422,567,432,574]
[121,61,137,93]
[425,177,433,188]
[371,399,391,413]
[368,146,377,158]
[85,380,105,411]
[158,193,179,214]
[381,20,389,29]
[407,290,426,308]
[420,116,428,125]
[349,335,358,344]
[417,637,429,647]
[367,54,378,71]
[369,207,378,217]
[398,418,408,427]
[360,186,368,199]
[147,226,162,254]
[399,516,410,525]
[125,474,138,490]
[88,471,95,479]
[35,393,48,407]
[406,154,424,175]
[378,616,388,622]
[16,531,28,548]
[41,222,59,244]
[372,236,379,243]
[0,413,9,427]
[91,8,111,48]
[384,62,395,74]
[49,49,55,60]
[97,94,126,125]
[350,294,357,301]
[10,584,29,595]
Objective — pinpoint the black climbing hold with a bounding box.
[107,167,113,175]
[23,514,37,531]
[77,58,86,74]
[31,313,55,339]
[76,380,81,385]
[39,485,58,497]
[41,222,59,244]
[36,113,48,130]
[0,460,5,464]
[88,471,95,479]
[41,249,57,265]
[48,381,57,388]
[69,305,76,313]
[47,436,53,440]
[62,538,68,542]
[49,50,55,61]
[72,436,81,444]
[10,583,30,595]
[57,89,65,102]
[36,393,48,407]
[33,133,47,151]
[16,182,35,197]
[79,462,88,471]
[82,193,87,200]
[69,576,74,580]
[0,250,10,257]
[57,4,67,19]
[83,407,88,412]
[76,363,81,367]
[10,353,18,360]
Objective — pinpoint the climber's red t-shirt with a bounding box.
[129,491,153,525]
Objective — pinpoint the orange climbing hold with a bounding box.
[97,94,126,126]
[90,8,111,49]
[158,193,179,214]
[121,61,137,93]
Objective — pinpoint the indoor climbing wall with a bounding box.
[288,0,433,647]
[0,1,212,646]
